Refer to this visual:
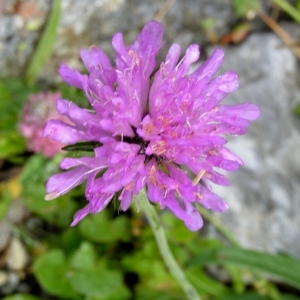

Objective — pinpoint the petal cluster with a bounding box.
[44,21,260,231]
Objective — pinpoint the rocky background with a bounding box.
[1,0,300,259]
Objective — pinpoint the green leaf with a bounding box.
[33,249,81,299]
[186,267,230,297]
[187,246,300,290]
[186,236,223,255]
[61,227,83,252]
[0,190,11,219]
[232,0,262,18]
[162,212,196,243]
[224,264,246,293]
[79,210,131,243]
[68,268,131,299]
[294,103,300,117]
[215,294,300,300]
[0,79,31,158]
[59,82,90,108]
[25,0,61,84]
[21,154,77,227]
[214,292,270,300]
[122,240,181,294]
[0,131,26,158]
[281,295,300,300]
[0,78,38,105]
[272,0,300,23]
[2,295,43,300]
[70,241,98,270]
[135,290,184,300]
[0,80,12,103]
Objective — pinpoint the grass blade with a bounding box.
[25,0,61,84]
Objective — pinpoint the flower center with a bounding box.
[122,129,150,155]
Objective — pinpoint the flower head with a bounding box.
[44,21,260,231]
[20,91,67,157]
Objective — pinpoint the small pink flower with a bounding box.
[44,21,260,230]
[19,91,67,157]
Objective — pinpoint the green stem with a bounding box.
[196,204,240,247]
[137,190,202,300]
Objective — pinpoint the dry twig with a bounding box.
[259,11,300,59]
[154,0,176,22]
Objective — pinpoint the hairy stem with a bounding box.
[137,190,202,300]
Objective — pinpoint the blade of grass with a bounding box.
[273,0,300,23]
[196,205,280,300]
[188,246,300,290]
[25,0,61,84]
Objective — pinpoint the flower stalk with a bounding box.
[137,190,202,300]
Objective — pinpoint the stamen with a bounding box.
[192,169,206,186]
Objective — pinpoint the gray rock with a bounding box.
[0,0,52,77]
[7,199,29,224]
[0,271,8,287]
[0,272,19,295]
[41,0,237,81]
[0,0,279,80]
[6,237,28,271]
[205,29,300,258]
[0,221,11,251]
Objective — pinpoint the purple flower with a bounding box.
[44,21,260,231]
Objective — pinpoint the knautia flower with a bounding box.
[20,91,67,158]
[44,21,260,231]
